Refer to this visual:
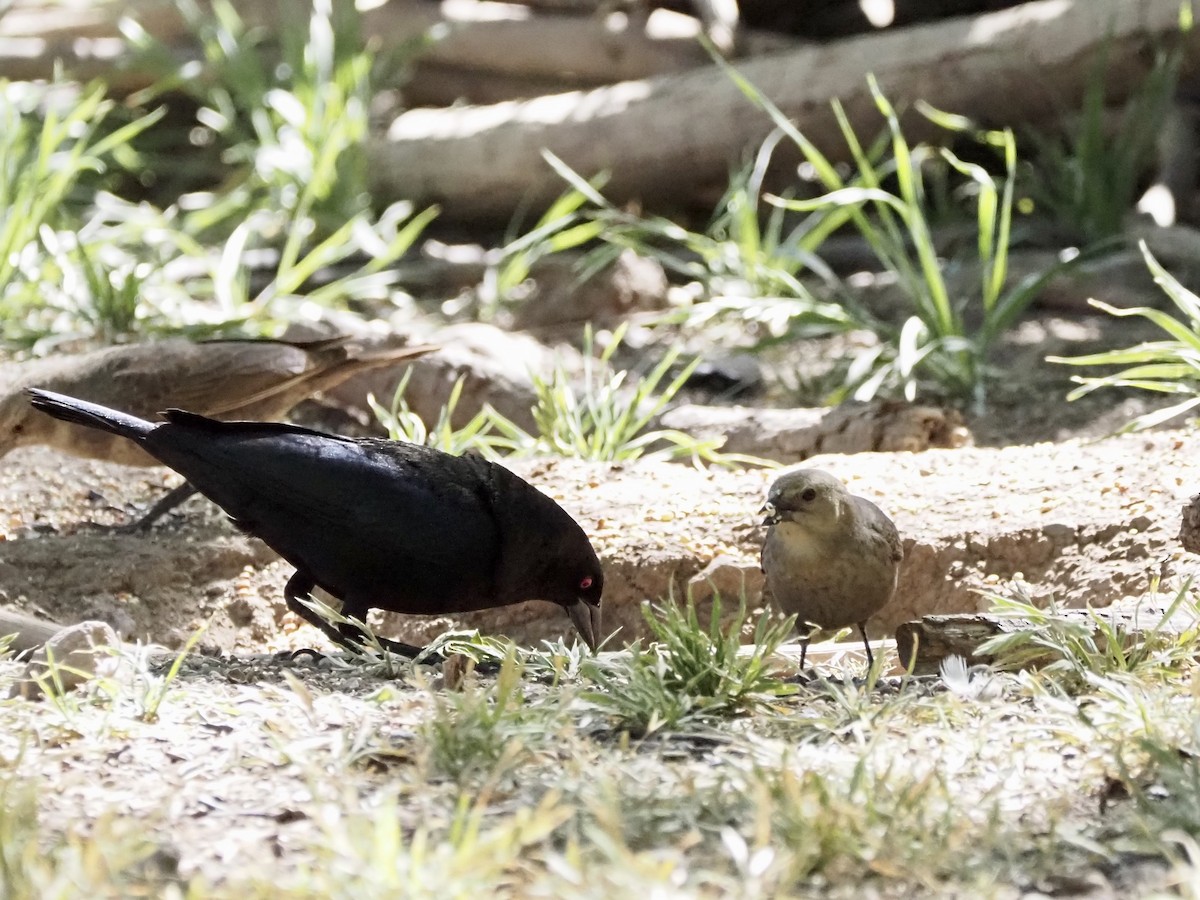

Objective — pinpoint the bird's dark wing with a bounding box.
[144,414,502,613]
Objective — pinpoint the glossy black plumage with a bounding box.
[26,388,604,656]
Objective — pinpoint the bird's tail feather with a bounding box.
[26,389,155,441]
[343,343,439,367]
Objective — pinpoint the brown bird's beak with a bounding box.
[761,501,781,527]
[566,599,602,652]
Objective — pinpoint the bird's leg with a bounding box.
[857,622,875,673]
[284,570,359,653]
[799,636,810,670]
[283,577,436,662]
[118,482,200,533]
[335,601,431,661]
[373,636,433,659]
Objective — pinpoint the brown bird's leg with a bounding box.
[799,636,809,670]
[118,482,200,533]
[858,622,874,672]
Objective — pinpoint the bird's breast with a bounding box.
[764,521,828,564]
[762,521,897,629]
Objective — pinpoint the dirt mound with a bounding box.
[1,430,1193,652]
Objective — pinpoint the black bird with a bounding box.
[27,389,604,656]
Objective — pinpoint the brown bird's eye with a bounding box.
[801,487,817,502]
[580,576,593,590]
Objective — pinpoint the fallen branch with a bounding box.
[0,0,765,102]
[659,400,972,462]
[7,619,123,700]
[0,607,67,656]
[895,604,1198,675]
[369,0,1196,219]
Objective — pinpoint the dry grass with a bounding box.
[3,587,1200,898]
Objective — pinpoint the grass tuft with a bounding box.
[1050,242,1200,431]
[420,651,565,784]
[0,776,180,897]
[373,322,774,466]
[757,76,1056,411]
[1019,43,1179,243]
[583,592,796,736]
[978,577,1200,689]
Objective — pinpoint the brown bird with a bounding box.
[27,389,604,656]
[760,468,902,672]
[0,337,434,528]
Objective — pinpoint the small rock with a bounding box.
[512,250,669,330]
[9,620,121,700]
[1179,493,1200,554]
[438,653,475,692]
[79,603,136,639]
[225,595,256,627]
[329,322,584,432]
[687,554,765,604]
[1041,523,1076,544]
[658,400,972,462]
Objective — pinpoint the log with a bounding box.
[7,620,122,700]
[0,0,767,103]
[459,0,741,54]
[402,10,797,107]
[895,604,1200,675]
[658,400,972,462]
[0,607,69,656]
[401,7,726,86]
[369,0,1199,220]
[896,615,1023,675]
[401,65,598,108]
[390,6,801,105]
[508,0,1027,35]
[0,1,185,91]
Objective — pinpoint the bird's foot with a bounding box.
[784,668,820,686]
[288,647,328,664]
[340,633,442,665]
[112,514,166,535]
[64,507,179,535]
[114,483,199,533]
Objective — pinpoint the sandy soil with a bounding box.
[1,318,1196,895]
[0,425,1194,655]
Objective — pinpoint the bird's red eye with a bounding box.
[580,576,593,590]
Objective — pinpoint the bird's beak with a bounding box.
[761,501,781,526]
[566,598,602,652]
